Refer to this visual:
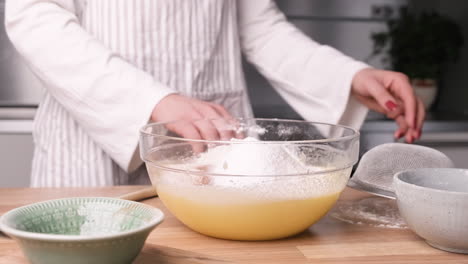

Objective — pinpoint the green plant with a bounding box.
[370,7,464,80]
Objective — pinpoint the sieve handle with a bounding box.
[347,178,396,199]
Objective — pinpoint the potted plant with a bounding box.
[370,7,464,110]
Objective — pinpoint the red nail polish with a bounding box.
[385,101,397,111]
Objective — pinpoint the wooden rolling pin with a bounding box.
[118,186,158,201]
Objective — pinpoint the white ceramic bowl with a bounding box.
[394,168,468,254]
[0,197,164,264]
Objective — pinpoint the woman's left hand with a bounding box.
[351,68,425,143]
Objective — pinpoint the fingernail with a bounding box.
[385,101,398,111]
[395,131,402,139]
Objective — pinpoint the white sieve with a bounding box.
[347,143,455,199]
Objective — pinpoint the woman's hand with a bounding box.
[151,94,235,143]
[351,68,425,143]
[151,94,236,185]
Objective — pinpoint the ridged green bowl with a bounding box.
[0,197,164,264]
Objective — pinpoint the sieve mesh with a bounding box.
[353,143,454,192]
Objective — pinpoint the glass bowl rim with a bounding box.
[140,118,359,145]
[144,160,356,177]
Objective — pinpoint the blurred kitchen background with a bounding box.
[1,0,468,187]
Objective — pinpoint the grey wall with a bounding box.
[0,132,33,187]
[0,1,44,107]
[410,0,468,115]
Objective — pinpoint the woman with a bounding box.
[5,0,424,187]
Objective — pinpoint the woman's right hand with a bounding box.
[151,94,235,143]
[151,94,236,184]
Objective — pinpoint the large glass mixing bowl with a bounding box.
[140,118,359,241]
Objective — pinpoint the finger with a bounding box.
[229,119,245,139]
[209,103,234,119]
[166,121,205,153]
[415,98,426,139]
[166,121,200,139]
[201,104,235,140]
[364,78,400,115]
[406,97,425,141]
[205,107,243,140]
[392,75,417,129]
[394,115,408,140]
[212,119,235,140]
[405,127,417,144]
[197,105,235,140]
[410,97,419,140]
[193,119,220,141]
[386,100,404,120]
[353,94,386,113]
[354,93,404,121]
[403,125,418,143]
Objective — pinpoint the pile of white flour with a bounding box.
[194,137,309,176]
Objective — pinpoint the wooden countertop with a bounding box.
[0,187,467,264]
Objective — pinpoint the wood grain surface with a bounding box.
[0,186,467,264]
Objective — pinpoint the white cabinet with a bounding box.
[0,119,33,187]
[416,132,468,169]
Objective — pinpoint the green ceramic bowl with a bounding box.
[0,197,164,264]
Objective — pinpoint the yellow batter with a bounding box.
[158,187,340,241]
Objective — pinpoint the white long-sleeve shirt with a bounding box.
[5,0,368,187]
